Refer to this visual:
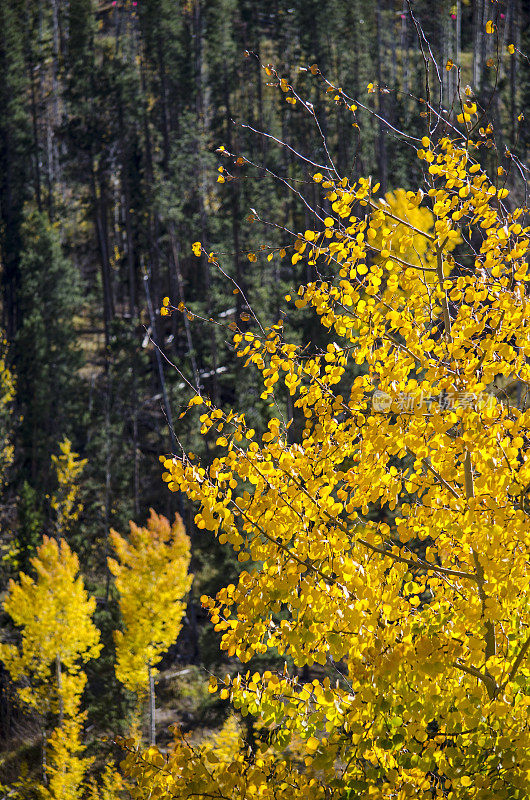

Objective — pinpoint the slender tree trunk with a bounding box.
[194,1,219,405]
[401,1,410,100]
[90,155,115,343]
[509,0,517,141]
[51,0,62,192]
[103,377,113,601]
[441,0,450,106]
[168,223,200,390]
[156,32,171,170]
[148,664,156,746]
[25,11,42,214]
[56,654,63,727]
[118,101,141,515]
[223,61,244,322]
[89,148,116,602]
[473,0,487,92]
[41,723,48,785]
[139,56,163,347]
[143,262,177,455]
[456,0,461,105]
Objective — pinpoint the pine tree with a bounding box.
[0,0,32,339]
[15,209,83,490]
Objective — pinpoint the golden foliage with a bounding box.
[0,339,15,486]
[120,127,530,799]
[50,438,87,537]
[0,537,101,711]
[1,536,101,799]
[108,509,193,695]
[369,186,461,289]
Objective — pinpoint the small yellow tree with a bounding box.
[0,536,101,799]
[50,438,87,540]
[0,337,16,567]
[108,509,193,743]
[0,337,15,486]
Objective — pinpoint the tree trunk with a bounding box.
[143,261,177,455]
[90,155,115,344]
[148,663,156,746]
[156,32,171,170]
[168,223,200,390]
[56,654,63,727]
[223,61,244,322]
[50,0,62,194]
[25,10,42,213]
[41,723,48,785]
[194,1,219,405]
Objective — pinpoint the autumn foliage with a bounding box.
[120,101,530,798]
[108,509,192,695]
[1,9,529,798]
[0,441,192,796]
[0,536,101,800]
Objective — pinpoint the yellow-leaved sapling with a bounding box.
[0,536,101,800]
[108,509,192,744]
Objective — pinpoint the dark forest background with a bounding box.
[0,0,529,781]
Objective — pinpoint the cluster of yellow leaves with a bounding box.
[120,731,327,800]
[108,509,193,694]
[201,714,244,764]
[128,132,530,799]
[43,716,94,800]
[0,339,15,487]
[50,438,87,537]
[369,185,461,289]
[86,764,126,800]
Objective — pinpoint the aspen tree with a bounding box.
[108,509,192,744]
[50,438,87,541]
[120,60,530,799]
[0,536,101,799]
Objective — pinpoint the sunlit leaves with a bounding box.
[108,510,193,694]
[0,537,101,707]
[1,536,101,800]
[50,438,87,537]
[132,117,530,800]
